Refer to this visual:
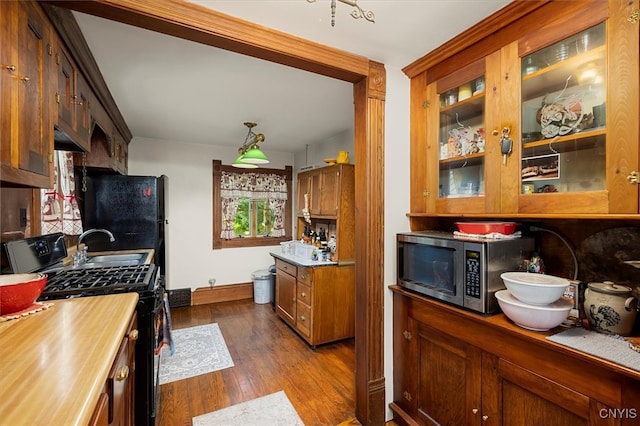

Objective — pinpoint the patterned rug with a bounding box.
[192,391,304,426]
[159,323,234,385]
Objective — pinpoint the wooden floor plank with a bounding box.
[156,299,356,425]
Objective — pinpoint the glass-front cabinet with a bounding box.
[414,0,638,216]
[518,23,611,213]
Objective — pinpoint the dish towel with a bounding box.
[546,327,640,372]
[0,302,53,322]
[155,293,174,356]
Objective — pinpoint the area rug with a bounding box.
[192,391,304,426]
[159,323,234,385]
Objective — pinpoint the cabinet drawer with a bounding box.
[297,267,313,286]
[296,302,311,338]
[276,259,297,277]
[297,283,312,306]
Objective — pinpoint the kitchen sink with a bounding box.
[85,253,148,264]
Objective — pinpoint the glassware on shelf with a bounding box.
[438,77,486,198]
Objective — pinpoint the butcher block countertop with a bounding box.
[0,293,139,426]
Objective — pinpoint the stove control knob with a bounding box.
[129,329,139,341]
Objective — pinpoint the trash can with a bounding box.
[269,264,277,311]
[252,269,272,304]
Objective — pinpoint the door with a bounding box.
[276,269,296,327]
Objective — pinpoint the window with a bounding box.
[212,160,292,249]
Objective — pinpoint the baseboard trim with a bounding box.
[191,282,253,305]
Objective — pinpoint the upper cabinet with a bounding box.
[296,164,355,262]
[0,0,55,188]
[53,40,91,152]
[1,1,132,188]
[407,0,639,218]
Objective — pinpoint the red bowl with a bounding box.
[0,273,47,315]
[455,221,520,235]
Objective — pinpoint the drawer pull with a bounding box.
[116,365,129,381]
[301,273,307,279]
[299,315,306,322]
[129,329,139,341]
[301,292,306,298]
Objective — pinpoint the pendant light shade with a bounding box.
[232,154,258,168]
[232,122,269,168]
[241,146,269,164]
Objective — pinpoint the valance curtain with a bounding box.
[220,171,288,239]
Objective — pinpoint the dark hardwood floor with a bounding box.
[156,299,357,425]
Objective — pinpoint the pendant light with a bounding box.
[233,122,269,168]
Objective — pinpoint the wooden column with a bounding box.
[354,61,386,425]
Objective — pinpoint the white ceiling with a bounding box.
[72,0,511,153]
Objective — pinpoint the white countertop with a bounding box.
[270,251,337,267]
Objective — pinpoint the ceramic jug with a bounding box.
[585,281,637,336]
[337,150,349,164]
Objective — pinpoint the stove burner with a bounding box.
[40,264,156,299]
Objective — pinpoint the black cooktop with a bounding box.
[40,264,157,300]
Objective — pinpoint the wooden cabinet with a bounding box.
[0,0,55,188]
[53,39,91,152]
[296,164,355,262]
[407,0,639,218]
[103,312,137,426]
[275,259,297,327]
[275,257,355,347]
[391,286,640,426]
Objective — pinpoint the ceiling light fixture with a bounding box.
[307,0,375,27]
[232,122,269,168]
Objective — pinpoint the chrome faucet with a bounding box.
[74,228,115,266]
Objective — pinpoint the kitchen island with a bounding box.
[391,285,640,426]
[0,292,139,425]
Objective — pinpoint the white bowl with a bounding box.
[501,272,569,305]
[495,290,573,331]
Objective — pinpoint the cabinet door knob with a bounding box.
[129,329,139,341]
[482,415,489,421]
[472,408,478,414]
[3,65,16,72]
[627,171,639,184]
[299,315,306,322]
[116,365,130,381]
[403,330,412,340]
[301,292,306,298]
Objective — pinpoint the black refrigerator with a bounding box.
[80,174,167,279]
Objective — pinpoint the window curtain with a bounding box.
[40,151,83,236]
[220,171,288,239]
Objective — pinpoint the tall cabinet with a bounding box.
[406,0,639,222]
[273,163,356,347]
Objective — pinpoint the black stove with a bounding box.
[41,264,156,299]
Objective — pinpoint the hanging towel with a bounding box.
[155,292,174,356]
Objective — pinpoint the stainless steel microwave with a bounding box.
[397,231,535,314]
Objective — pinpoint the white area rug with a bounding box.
[192,391,305,426]
[160,323,234,385]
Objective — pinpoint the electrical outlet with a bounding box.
[208,278,216,286]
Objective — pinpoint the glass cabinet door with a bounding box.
[520,23,606,195]
[438,76,486,199]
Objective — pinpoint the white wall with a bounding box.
[128,137,294,289]
[383,66,412,420]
